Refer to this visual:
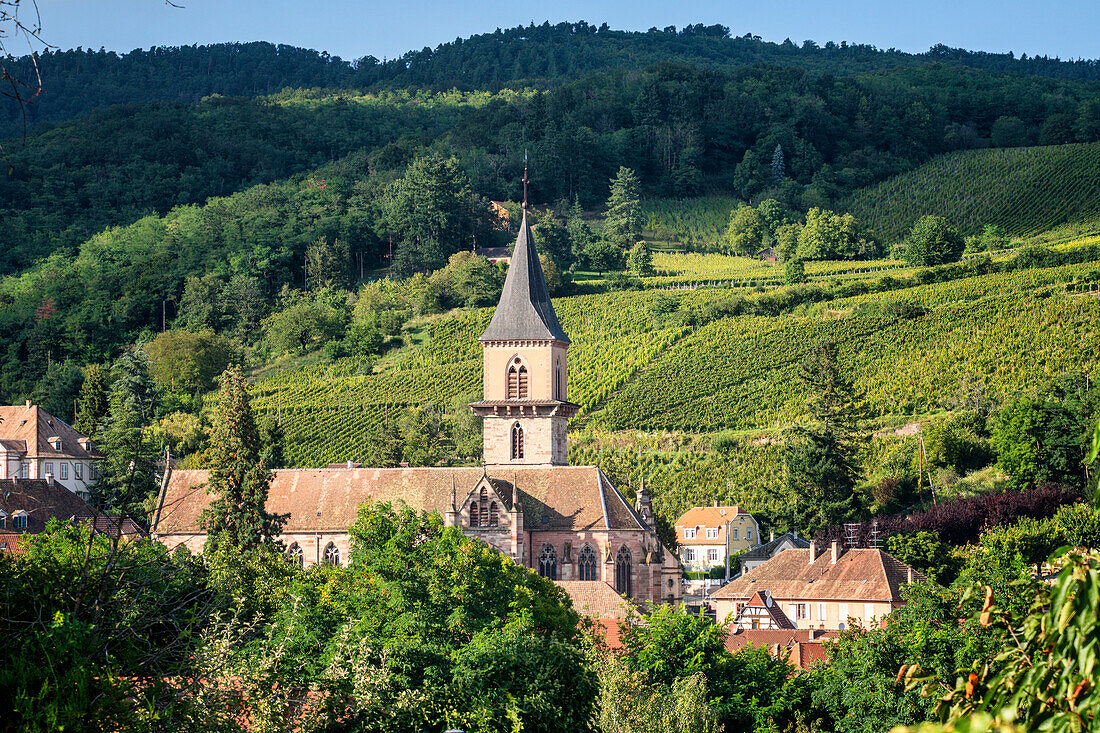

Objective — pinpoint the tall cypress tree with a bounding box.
[603,166,643,244]
[202,368,286,550]
[74,364,110,440]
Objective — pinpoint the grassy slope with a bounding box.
[255,251,1100,467]
[841,142,1100,242]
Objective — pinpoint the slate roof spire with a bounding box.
[479,154,570,343]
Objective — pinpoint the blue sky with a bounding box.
[32,0,1100,62]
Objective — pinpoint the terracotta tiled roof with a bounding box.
[725,627,829,652]
[154,466,650,535]
[0,404,102,459]
[0,478,98,533]
[674,505,756,544]
[555,581,639,620]
[792,641,829,669]
[712,548,927,602]
[0,532,25,554]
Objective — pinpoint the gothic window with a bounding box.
[470,502,480,527]
[479,487,488,527]
[518,365,528,398]
[287,543,303,566]
[615,546,633,598]
[578,544,598,581]
[511,423,524,460]
[488,501,499,527]
[538,544,558,580]
[555,359,563,400]
[323,542,340,566]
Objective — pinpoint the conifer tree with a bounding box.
[771,143,785,182]
[93,351,159,524]
[603,166,643,244]
[782,339,864,534]
[201,368,286,551]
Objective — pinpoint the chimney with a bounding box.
[346,460,354,469]
[830,540,839,564]
[808,541,817,564]
[25,400,31,409]
[45,472,54,487]
[770,531,775,542]
[907,567,914,584]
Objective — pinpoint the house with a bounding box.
[756,247,778,262]
[729,589,795,630]
[675,504,761,591]
[737,532,810,576]
[710,541,927,630]
[0,476,143,552]
[489,200,512,230]
[724,627,833,671]
[0,402,103,500]
[153,203,682,607]
[475,246,512,264]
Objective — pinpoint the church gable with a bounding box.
[460,476,515,530]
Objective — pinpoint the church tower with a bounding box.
[471,164,577,465]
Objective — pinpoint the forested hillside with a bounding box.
[8,25,1100,138]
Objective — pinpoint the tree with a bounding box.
[904,215,965,266]
[604,166,643,243]
[584,236,625,275]
[990,115,1030,147]
[784,258,807,285]
[261,288,350,357]
[796,207,871,260]
[533,209,574,268]
[627,241,655,276]
[74,363,111,440]
[884,531,961,584]
[144,329,237,394]
[93,349,160,523]
[782,339,864,534]
[30,360,83,422]
[774,222,802,260]
[771,143,786,182]
[201,367,286,551]
[305,236,350,290]
[756,198,791,235]
[724,206,765,256]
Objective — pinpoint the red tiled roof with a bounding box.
[154,466,651,535]
[712,548,927,602]
[0,404,102,459]
[555,581,639,620]
[0,478,98,533]
[0,532,25,554]
[724,627,834,669]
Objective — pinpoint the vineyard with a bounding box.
[640,196,741,246]
[251,252,1100,466]
[842,142,1100,242]
[650,252,910,285]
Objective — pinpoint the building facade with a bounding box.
[675,504,761,580]
[0,402,102,500]
[710,542,927,629]
[153,207,682,606]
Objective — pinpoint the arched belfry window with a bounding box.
[578,544,598,581]
[615,546,633,597]
[323,542,340,566]
[478,487,489,527]
[555,358,563,400]
[538,544,558,580]
[507,358,528,399]
[511,423,524,460]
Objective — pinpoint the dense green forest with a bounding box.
[7,25,1100,138]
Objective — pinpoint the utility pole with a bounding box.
[162,300,166,332]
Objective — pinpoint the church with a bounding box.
[152,202,682,606]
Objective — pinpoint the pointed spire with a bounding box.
[480,156,570,343]
[451,473,457,510]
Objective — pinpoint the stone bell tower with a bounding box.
[470,161,577,465]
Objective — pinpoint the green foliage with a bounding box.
[93,349,160,521]
[304,236,351,290]
[785,258,807,284]
[885,531,962,584]
[73,363,110,440]
[725,206,767,255]
[585,237,626,274]
[262,288,350,358]
[201,368,287,551]
[904,216,965,266]
[907,551,1100,733]
[604,166,644,243]
[796,207,876,261]
[425,250,505,309]
[144,329,238,394]
[628,241,656,276]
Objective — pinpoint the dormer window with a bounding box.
[684,528,697,540]
[706,527,719,539]
[50,438,62,451]
[12,511,28,530]
[0,511,6,529]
